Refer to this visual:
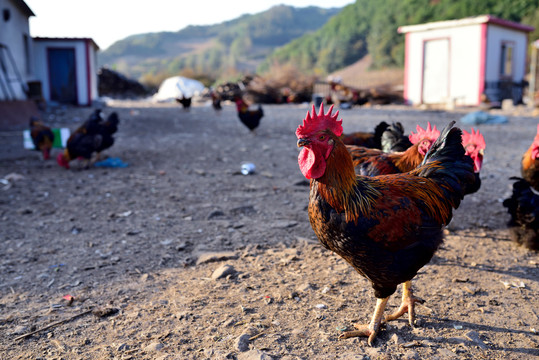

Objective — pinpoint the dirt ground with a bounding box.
[0,100,538,360]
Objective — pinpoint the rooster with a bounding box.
[340,121,389,148]
[503,177,539,251]
[381,122,412,153]
[521,124,539,190]
[57,110,119,169]
[347,122,440,176]
[234,95,263,133]
[29,117,54,160]
[296,105,474,345]
[461,128,485,194]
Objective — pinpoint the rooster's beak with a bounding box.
[297,138,310,147]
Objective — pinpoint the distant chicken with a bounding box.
[347,122,440,176]
[381,122,412,153]
[29,117,54,160]
[57,110,119,169]
[461,128,485,194]
[296,105,475,344]
[235,95,263,133]
[176,96,192,109]
[503,177,539,251]
[211,90,222,110]
[521,124,539,190]
[340,121,389,148]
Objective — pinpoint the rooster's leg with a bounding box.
[339,297,388,346]
[384,280,424,326]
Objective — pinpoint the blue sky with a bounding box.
[24,0,354,50]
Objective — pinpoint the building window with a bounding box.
[500,42,513,77]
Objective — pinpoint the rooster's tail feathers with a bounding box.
[412,121,475,208]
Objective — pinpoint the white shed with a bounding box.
[33,37,99,106]
[398,15,534,107]
[0,0,34,101]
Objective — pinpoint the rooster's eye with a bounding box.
[319,135,326,140]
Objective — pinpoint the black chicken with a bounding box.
[503,177,539,251]
[176,97,192,109]
[234,96,263,133]
[341,121,389,148]
[381,122,412,153]
[57,110,120,169]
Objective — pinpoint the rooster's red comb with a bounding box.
[408,122,440,144]
[296,104,343,138]
[462,128,486,149]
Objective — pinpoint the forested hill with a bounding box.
[98,5,342,85]
[100,0,539,86]
[261,0,539,74]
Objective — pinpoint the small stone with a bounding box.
[403,350,420,360]
[117,343,130,351]
[436,348,459,358]
[391,333,404,345]
[211,264,236,280]
[12,325,28,335]
[365,347,383,359]
[234,334,251,352]
[296,283,313,292]
[144,342,164,352]
[237,349,273,360]
[465,330,488,349]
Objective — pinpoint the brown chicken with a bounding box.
[29,117,54,160]
[296,105,474,345]
[347,122,440,176]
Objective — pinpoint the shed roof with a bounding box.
[11,0,35,17]
[33,37,100,50]
[398,15,534,34]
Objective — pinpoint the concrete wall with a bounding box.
[0,0,33,100]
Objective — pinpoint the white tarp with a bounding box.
[153,76,205,101]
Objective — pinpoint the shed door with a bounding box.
[422,39,449,104]
[47,48,77,104]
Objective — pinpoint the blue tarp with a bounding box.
[94,157,129,168]
[460,111,508,125]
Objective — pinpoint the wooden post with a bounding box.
[529,42,538,108]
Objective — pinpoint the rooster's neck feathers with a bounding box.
[392,144,423,172]
[314,139,380,222]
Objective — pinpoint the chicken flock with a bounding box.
[30,109,120,169]
[26,100,537,347]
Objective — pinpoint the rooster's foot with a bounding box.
[384,281,424,326]
[339,323,380,346]
[339,297,388,346]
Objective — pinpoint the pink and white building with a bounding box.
[398,15,534,107]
